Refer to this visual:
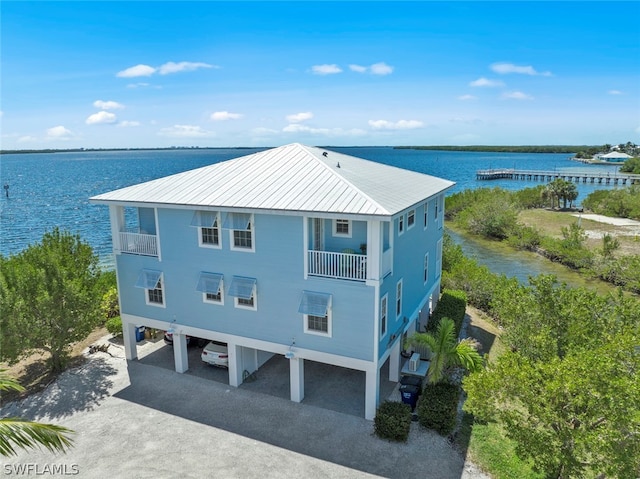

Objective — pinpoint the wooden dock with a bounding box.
[476,169,640,185]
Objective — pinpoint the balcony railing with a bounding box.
[308,250,367,281]
[119,231,158,257]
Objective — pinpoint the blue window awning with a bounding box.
[298,291,332,316]
[135,270,162,289]
[196,272,223,294]
[222,212,251,230]
[228,276,256,299]
[190,211,218,228]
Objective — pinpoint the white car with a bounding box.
[201,341,229,368]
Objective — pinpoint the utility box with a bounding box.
[409,353,421,372]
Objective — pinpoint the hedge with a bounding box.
[417,382,460,436]
[426,289,467,336]
[374,401,412,442]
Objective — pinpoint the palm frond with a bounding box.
[0,370,25,393]
[0,418,74,457]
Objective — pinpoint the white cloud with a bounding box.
[127,82,151,89]
[286,112,313,123]
[117,64,156,78]
[282,124,366,137]
[158,125,214,138]
[311,64,342,75]
[46,126,73,139]
[458,94,477,101]
[368,119,423,130]
[86,111,117,125]
[491,62,552,76]
[502,91,534,100]
[158,61,215,75]
[349,64,367,73]
[210,111,243,121]
[469,77,505,87]
[608,90,623,95]
[93,100,124,110]
[18,135,38,143]
[349,62,394,75]
[118,121,141,127]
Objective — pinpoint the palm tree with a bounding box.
[0,370,74,457]
[405,318,483,384]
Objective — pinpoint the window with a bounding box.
[299,291,332,337]
[407,209,415,229]
[396,279,402,318]
[333,219,351,237]
[398,215,404,235]
[135,270,165,307]
[228,276,257,310]
[424,202,429,229]
[380,294,388,337]
[196,272,224,305]
[224,213,254,251]
[436,239,443,278]
[424,253,429,284]
[191,211,221,248]
[434,198,439,219]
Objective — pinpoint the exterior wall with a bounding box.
[116,208,376,361]
[376,194,444,360]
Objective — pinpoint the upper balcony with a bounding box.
[119,230,158,257]
[308,250,367,281]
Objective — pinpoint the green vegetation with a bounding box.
[0,229,105,372]
[425,289,467,335]
[620,156,640,174]
[394,145,587,154]
[416,383,460,436]
[374,401,412,442]
[0,370,74,456]
[582,185,640,220]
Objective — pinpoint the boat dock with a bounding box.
[476,169,640,185]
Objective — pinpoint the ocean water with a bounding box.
[0,147,621,267]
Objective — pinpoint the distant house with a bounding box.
[90,143,454,420]
[599,151,632,162]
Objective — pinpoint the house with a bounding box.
[90,143,455,420]
[599,151,632,162]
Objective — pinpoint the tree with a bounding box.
[0,370,74,456]
[0,228,102,372]
[406,317,483,383]
[600,233,620,260]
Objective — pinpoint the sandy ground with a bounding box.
[571,213,640,240]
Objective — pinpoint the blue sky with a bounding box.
[2,1,639,149]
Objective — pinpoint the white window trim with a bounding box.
[304,309,332,337]
[398,215,405,236]
[407,209,416,230]
[380,294,388,339]
[229,214,255,253]
[436,238,443,278]
[203,279,224,305]
[423,202,429,230]
[396,278,403,319]
[332,219,352,238]
[145,274,166,308]
[424,253,429,285]
[198,213,222,249]
[234,285,257,311]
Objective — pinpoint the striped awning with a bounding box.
[298,291,332,316]
[228,276,256,299]
[135,270,162,289]
[196,272,223,294]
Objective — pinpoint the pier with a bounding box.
[476,169,640,186]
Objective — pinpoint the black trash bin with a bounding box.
[400,375,423,390]
[400,384,420,411]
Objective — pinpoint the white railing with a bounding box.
[119,231,158,256]
[308,250,367,281]
[382,248,392,276]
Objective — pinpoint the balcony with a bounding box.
[119,231,158,257]
[308,250,367,281]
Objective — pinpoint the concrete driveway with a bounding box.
[3,336,489,479]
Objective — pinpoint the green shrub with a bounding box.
[417,382,460,436]
[374,400,412,442]
[506,224,542,251]
[427,289,466,336]
[105,316,123,337]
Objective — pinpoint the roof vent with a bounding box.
[322,151,328,157]
[336,162,341,168]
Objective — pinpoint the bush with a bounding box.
[105,316,123,337]
[417,382,460,436]
[374,400,412,442]
[506,224,542,251]
[427,289,466,336]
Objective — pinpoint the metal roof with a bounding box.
[90,143,455,217]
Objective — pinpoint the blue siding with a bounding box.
[117,209,375,361]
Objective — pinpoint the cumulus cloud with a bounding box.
[502,91,534,100]
[458,94,477,101]
[158,125,214,138]
[93,100,124,110]
[286,112,313,123]
[46,126,73,139]
[368,119,423,130]
[210,111,243,121]
[311,64,342,75]
[118,121,141,127]
[469,77,505,87]
[608,90,623,95]
[491,62,552,76]
[86,111,117,125]
[117,61,215,78]
[349,62,394,75]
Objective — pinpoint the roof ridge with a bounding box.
[296,144,392,215]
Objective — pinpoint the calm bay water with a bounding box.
[0,147,621,275]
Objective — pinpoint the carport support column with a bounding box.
[365,365,380,421]
[389,338,401,382]
[173,333,188,373]
[289,357,304,403]
[228,343,243,387]
[122,321,137,360]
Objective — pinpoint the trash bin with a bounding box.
[400,375,423,390]
[400,384,420,411]
[135,326,146,342]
